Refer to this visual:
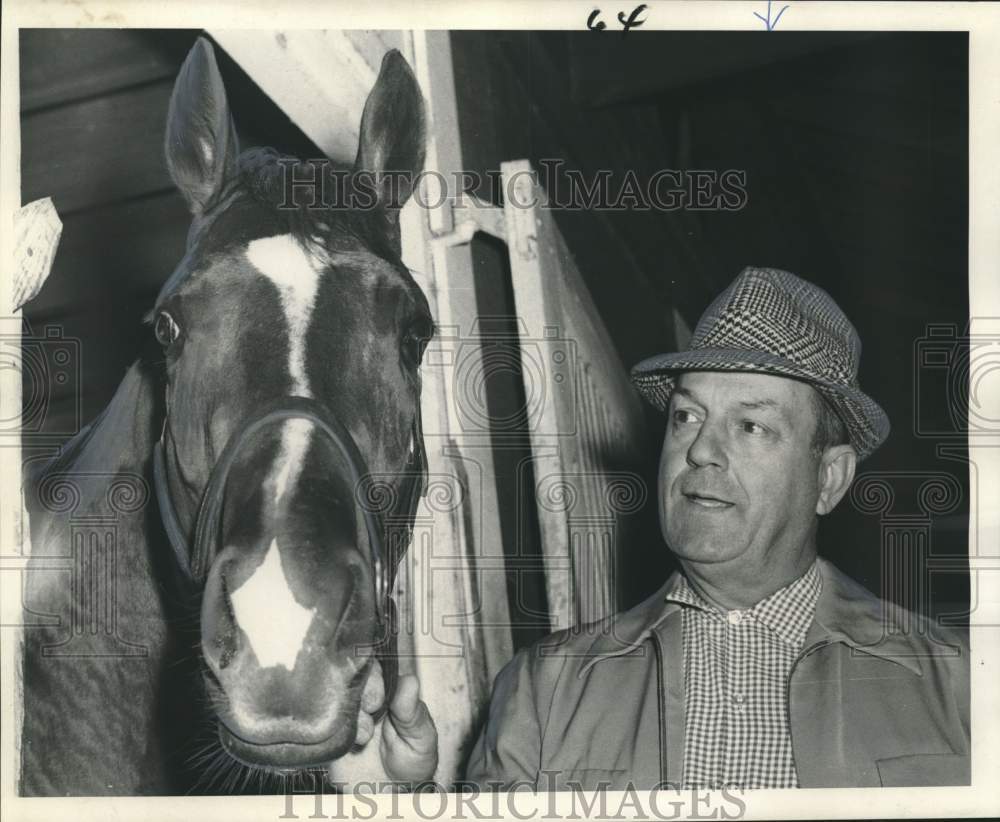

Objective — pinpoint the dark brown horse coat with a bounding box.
[20,39,431,795]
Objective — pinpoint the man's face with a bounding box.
[659,371,825,574]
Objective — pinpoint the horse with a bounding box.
[19,38,435,795]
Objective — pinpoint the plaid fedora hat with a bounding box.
[630,266,890,459]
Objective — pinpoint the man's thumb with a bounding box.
[389,674,422,728]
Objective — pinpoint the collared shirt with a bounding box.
[666,560,822,789]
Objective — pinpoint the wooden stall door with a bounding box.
[501,160,648,630]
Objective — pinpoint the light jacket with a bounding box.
[465,558,970,789]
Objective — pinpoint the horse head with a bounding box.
[153,38,431,771]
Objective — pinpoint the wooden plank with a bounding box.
[401,30,515,785]
[20,31,323,215]
[209,30,375,164]
[21,80,176,213]
[19,29,183,112]
[502,160,648,629]
[343,30,408,73]
[2,24,27,803]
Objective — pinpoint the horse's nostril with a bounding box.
[220,571,237,622]
[217,634,237,670]
[202,564,242,672]
[217,573,241,669]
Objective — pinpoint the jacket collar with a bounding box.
[578,557,927,677]
[805,557,926,676]
[577,574,683,677]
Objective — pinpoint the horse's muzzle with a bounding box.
[218,722,353,769]
[204,640,374,767]
[199,532,379,766]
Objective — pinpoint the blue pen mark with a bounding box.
[754,0,789,30]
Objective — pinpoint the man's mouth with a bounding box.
[683,492,734,509]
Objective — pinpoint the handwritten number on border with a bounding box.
[588,4,648,33]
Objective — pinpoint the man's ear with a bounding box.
[816,444,857,515]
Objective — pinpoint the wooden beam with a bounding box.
[208,29,376,163]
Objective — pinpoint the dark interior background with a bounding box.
[20,29,969,646]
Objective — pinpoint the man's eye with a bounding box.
[741,420,767,435]
[672,409,699,425]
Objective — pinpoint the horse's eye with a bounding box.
[154,311,182,347]
[402,319,432,366]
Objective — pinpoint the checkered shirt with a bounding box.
[666,561,822,789]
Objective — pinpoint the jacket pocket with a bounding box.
[876,753,969,786]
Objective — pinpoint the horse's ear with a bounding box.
[165,37,239,215]
[354,50,426,219]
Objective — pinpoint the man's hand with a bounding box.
[346,661,439,784]
[380,673,438,782]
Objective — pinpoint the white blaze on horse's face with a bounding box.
[245,234,321,506]
[160,38,430,768]
[230,538,315,670]
[232,235,326,666]
[245,234,319,399]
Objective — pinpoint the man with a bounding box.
[464,267,970,790]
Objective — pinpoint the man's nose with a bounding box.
[686,420,728,469]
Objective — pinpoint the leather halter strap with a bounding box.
[152,395,426,717]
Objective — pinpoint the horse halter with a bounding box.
[152,394,426,718]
